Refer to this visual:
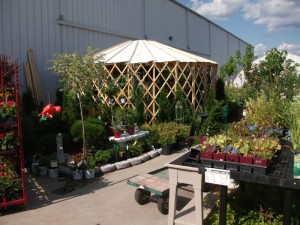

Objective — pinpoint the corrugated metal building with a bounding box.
[0,0,250,102]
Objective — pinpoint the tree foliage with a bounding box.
[50,46,104,97]
[157,88,172,122]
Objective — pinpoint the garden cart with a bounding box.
[127,167,170,214]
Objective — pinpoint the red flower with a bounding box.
[0,133,6,138]
[0,172,3,176]
[0,102,4,108]
[6,100,15,106]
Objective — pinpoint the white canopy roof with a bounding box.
[233,53,300,87]
[94,39,217,64]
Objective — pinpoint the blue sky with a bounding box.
[176,0,300,57]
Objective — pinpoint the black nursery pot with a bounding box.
[161,144,172,155]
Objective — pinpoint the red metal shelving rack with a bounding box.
[0,64,28,208]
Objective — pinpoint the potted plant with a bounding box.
[37,155,50,176]
[84,155,96,179]
[68,153,87,180]
[0,100,16,123]
[0,131,18,151]
[157,122,177,155]
[111,121,124,138]
[0,158,22,201]
[252,135,281,166]
[112,108,127,137]
[205,134,227,161]
[176,124,191,143]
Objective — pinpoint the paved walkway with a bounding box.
[0,148,217,225]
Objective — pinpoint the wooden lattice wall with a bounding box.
[92,61,217,123]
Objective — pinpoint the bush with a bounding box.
[141,123,160,149]
[70,118,107,148]
[176,124,191,141]
[84,156,96,171]
[94,149,114,165]
[128,141,143,157]
[209,183,287,224]
[200,100,226,136]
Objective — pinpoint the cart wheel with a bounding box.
[135,189,151,205]
[157,196,169,215]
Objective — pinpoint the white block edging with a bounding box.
[147,150,159,158]
[156,148,163,154]
[127,157,143,166]
[140,154,151,162]
[114,161,131,170]
[100,164,116,173]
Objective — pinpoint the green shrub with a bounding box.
[94,149,114,164]
[141,123,160,148]
[209,183,285,224]
[157,88,172,122]
[128,141,143,157]
[157,122,178,146]
[176,124,191,141]
[70,118,107,148]
[200,100,226,136]
[84,156,96,171]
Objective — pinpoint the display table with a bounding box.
[109,130,149,143]
[171,143,300,225]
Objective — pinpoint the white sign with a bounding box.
[205,168,230,186]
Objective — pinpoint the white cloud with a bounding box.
[190,0,247,20]
[253,43,300,58]
[277,43,300,56]
[243,0,300,32]
[254,44,268,57]
[188,0,300,32]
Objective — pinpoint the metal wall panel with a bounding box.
[228,35,240,57]
[145,0,187,48]
[0,0,251,101]
[187,11,210,57]
[210,24,229,65]
[2,0,12,55]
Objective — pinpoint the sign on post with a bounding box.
[205,168,230,186]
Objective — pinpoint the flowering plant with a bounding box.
[0,131,19,151]
[67,153,91,171]
[0,159,22,198]
[0,100,16,117]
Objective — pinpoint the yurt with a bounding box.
[93,40,218,123]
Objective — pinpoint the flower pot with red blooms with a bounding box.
[0,100,16,123]
[199,136,208,145]
[199,144,215,168]
[111,121,124,138]
[114,130,121,138]
[239,155,253,164]
[239,155,254,173]
[226,154,239,163]
[127,127,135,135]
[253,157,268,167]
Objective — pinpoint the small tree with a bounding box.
[157,88,172,122]
[132,81,144,125]
[50,46,105,156]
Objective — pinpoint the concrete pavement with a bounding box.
[0,148,217,225]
